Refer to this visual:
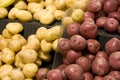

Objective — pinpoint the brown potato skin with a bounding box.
[91,57,110,76]
[64,64,84,80]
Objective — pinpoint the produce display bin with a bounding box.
[0,19,61,69]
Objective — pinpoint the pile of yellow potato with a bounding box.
[0,22,61,80]
[0,0,89,25]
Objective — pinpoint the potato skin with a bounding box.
[64,64,84,80]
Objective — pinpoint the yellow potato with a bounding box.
[26,38,40,50]
[55,0,66,10]
[41,39,52,53]
[36,27,47,41]
[65,0,75,8]
[1,48,15,64]
[62,16,74,27]
[52,39,59,52]
[0,64,13,78]
[8,8,19,20]
[35,58,42,67]
[10,68,25,80]
[16,10,32,22]
[14,0,27,10]
[0,35,4,39]
[18,49,38,64]
[27,34,37,42]
[27,0,39,3]
[39,9,55,25]
[0,7,8,18]
[45,25,61,42]
[14,53,25,69]
[38,50,51,62]
[27,2,43,14]
[46,5,57,13]
[54,10,65,21]
[1,76,11,80]
[8,39,22,52]
[22,63,38,78]
[0,38,9,50]
[6,22,23,34]
[44,0,54,7]
[11,34,27,46]
[2,28,13,39]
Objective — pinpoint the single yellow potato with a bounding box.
[11,34,27,46]
[27,34,37,42]
[16,10,32,22]
[1,48,15,64]
[10,68,25,80]
[0,38,9,50]
[14,0,27,10]
[71,9,84,23]
[18,49,38,64]
[55,0,66,10]
[52,39,59,52]
[0,7,8,18]
[54,10,65,21]
[8,8,19,20]
[6,22,23,34]
[65,0,75,8]
[22,63,38,78]
[41,39,52,53]
[38,50,51,62]
[2,28,13,39]
[36,27,47,41]
[0,64,13,78]
[8,39,22,52]
[45,25,61,42]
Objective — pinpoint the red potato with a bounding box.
[57,64,67,71]
[36,68,50,80]
[103,75,116,80]
[70,35,87,51]
[84,18,95,24]
[108,12,120,22]
[117,7,120,13]
[79,21,98,39]
[86,39,100,54]
[94,76,104,80]
[91,57,110,76]
[85,53,95,62]
[116,0,120,5]
[57,38,71,55]
[76,56,91,72]
[109,51,120,70]
[84,11,95,19]
[87,0,102,13]
[104,18,119,33]
[109,71,120,80]
[66,49,82,63]
[117,26,120,34]
[64,64,84,80]
[105,38,120,55]
[63,57,70,65]
[84,72,94,80]
[66,22,80,36]
[96,51,108,60]
[47,69,63,80]
[103,0,118,14]
[96,17,107,28]
[99,0,105,4]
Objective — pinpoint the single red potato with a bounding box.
[84,72,94,80]
[109,71,120,80]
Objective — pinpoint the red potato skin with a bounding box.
[94,76,104,80]
[96,51,108,60]
[76,56,91,72]
[103,75,116,80]
[64,64,84,80]
[58,38,71,56]
[109,71,120,80]
[63,57,70,65]
[86,39,100,54]
[47,69,63,80]
[109,51,120,70]
[57,64,67,71]
[79,22,98,39]
[66,49,82,64]
[84,11,95,19]
[91,57,110,76]
[84,72,94,80]
[108,12,120,22]
[66,22,80,36]
[96,17,107,28]
[84,18,95,24]
[85,53,95,62]
[70,35,87,51]
[105,38,120,55]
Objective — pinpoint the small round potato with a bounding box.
[0,7,8,18]
[0,38,9,50]
[6,22,23,34]
[39,9,55,25]
[22,63,38,78]
[1,48,15,64]
[16,10,32,22]
[27,34,37,42]
[14,0,27,10]
[2,29,13,39]
[55,0,66,10]
[8,8,19,20]
[0,64,13,78]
